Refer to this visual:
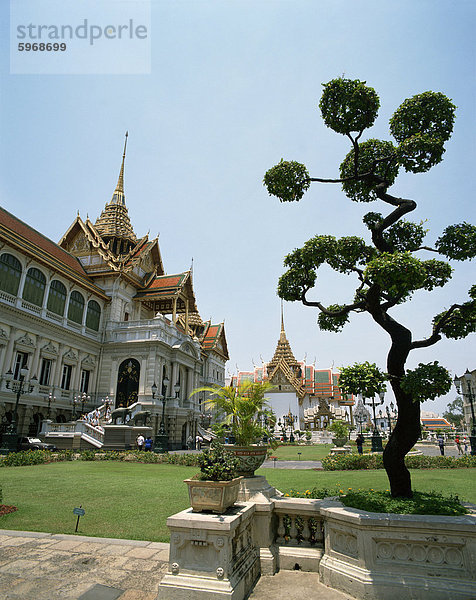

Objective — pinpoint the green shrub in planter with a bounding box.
[197,441,240,481]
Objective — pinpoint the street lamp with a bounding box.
[363,391,384,452]
[81,392,90,415]
[153,376,169,453]
[386,402,395,436]
[46,392,56,420]
[454,370,476,456]
[71,395,81,420]
[0,367,37,453]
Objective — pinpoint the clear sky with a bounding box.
[1,0,474,415]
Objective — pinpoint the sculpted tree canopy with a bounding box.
[264,77,476,498]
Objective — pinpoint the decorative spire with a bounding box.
[94,132,136,249]
[111,131,128,205]
[267,303,301,374]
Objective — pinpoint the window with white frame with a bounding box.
[61,364,72,390]
[80,369,90,393]
[39,358,52,386]
[13,351,28,379]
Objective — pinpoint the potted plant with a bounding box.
[328,420,349,447]
[184,441,242,513]
[191,382,277,477]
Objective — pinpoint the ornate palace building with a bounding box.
[232,310,354,431]
[0,135,228,449]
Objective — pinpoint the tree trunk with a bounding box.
[382,329,421,498]
[367,298,421,498]
[383,380,421,497]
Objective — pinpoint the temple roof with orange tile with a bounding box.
[0,206,108,299]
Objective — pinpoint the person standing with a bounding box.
[144,436,153,451]
[356,433,364,455]
[438,436,445,456]
[455,435,463,455]
[136,434,145,451]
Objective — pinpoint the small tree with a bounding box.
[264,78,476,497]
[443,397,464,429]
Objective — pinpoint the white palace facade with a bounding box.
[0,135,228,449]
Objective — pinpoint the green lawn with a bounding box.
[269,444,333,461]
[1,462,474,542]
[258,467,476,502]
[0,462,197,542]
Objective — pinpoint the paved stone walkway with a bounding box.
[0,529,354,600]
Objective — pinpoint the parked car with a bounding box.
[19,437,57,451]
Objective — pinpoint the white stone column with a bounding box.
[171,361,178,399]
[109,358,118,399]
[30,336,43,380]
[16,269,28,304]
[52,344,64,387]
[2,327,16,373]
[72,352,83,392]
[139,356,147,397]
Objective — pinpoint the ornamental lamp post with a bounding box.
[1,367,37,454]
[386,401,395,436]
[454,371,476,456]
[81,392,90,415]
[153,376,170,453]
[71,395,81,420]
[46,392,56,420]
[364,391,384,452]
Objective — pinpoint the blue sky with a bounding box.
[1,0,474,414]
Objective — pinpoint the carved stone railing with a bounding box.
[0,290,15,305]
[21,299,41,314]
[41,419,104,447]
[272,497,325,571]
[159,503,259,600]
[319,501,476,600]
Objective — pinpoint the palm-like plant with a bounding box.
[191,381,275,446]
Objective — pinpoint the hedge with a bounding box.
[321,453,476,471]
[0,449,200,468]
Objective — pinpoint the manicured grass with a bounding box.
[270,444,333,461]
[258,467,476,503]
[0,462,197,542]
[1,462,474,542]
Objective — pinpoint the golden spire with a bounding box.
[94,132,136,248]
[267,302,301,374]
[111,131,128,205]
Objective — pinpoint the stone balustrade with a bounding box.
[272,497,324,571]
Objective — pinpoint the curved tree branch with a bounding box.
[411,303,463,349]
[300,289,365,315]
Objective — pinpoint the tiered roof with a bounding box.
[94,132,137,249]
[134,272,198,315]
[0,207,108,300]
[232,307,354,405]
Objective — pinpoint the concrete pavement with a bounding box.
[0,529,354,600]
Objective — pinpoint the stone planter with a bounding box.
[319,501,476,600]
[185,476,243,513]
[225,445,268,477]
[333,437,347,447]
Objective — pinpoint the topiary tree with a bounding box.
[264,78,476,498]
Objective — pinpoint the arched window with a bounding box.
[22,267,46,306]
[67,290,84,324]
[0,253,22,296]
[86,300,101,331]
[47,280,67,315]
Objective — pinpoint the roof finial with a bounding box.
[281,299,285,332]
[111,131,128,204]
